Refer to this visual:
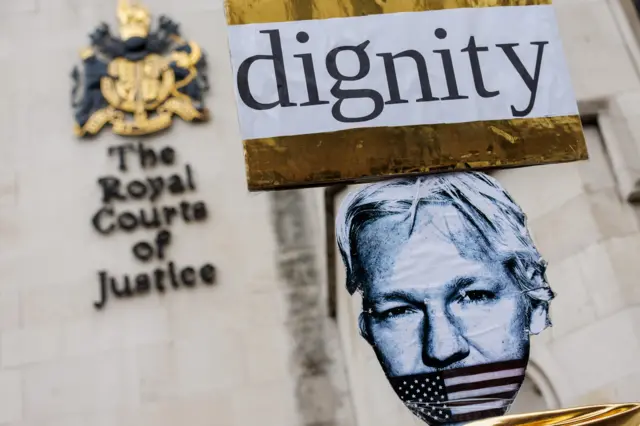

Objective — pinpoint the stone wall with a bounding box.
[0,0,304,424]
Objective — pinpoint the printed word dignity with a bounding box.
[238,28,546,121]
[227,6,577,140]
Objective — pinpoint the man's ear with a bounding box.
[528,303,549,335]
[358,312,374,345]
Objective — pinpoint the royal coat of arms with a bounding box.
[72,0,209,137]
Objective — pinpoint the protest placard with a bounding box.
[224,0,586,190]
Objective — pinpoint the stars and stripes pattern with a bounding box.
[389,359,527,424]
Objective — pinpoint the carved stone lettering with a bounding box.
[91,142,217,309]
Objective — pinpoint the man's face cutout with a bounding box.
[336,173,553,425]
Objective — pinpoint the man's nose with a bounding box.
[422,305,470,369]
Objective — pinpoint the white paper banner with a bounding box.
[227,5,577,140]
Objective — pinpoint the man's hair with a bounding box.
[336,172,554,324]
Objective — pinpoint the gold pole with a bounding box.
[467,404,640,425]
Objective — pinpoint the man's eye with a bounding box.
[376,306,413,319]
[460,290,496,304]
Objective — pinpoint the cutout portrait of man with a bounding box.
[336,172,555,425]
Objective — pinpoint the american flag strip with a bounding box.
[390,359,527,424]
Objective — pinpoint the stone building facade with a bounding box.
[0,1,303,425]
[2,1,640,426]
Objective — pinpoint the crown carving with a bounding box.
[117,0,151,40]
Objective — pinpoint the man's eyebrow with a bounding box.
[364,277,480,307]
[365,289,419,305]
[451,276,476,290]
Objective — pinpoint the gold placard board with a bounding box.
[223,0,587,191]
